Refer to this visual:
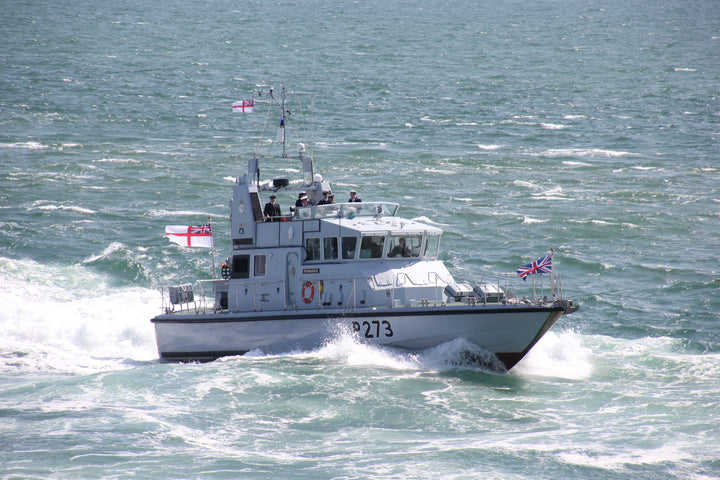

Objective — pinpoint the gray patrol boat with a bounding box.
[151,85,579,371]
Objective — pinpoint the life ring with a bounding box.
[302,281,314,303]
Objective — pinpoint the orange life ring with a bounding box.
[302,281,314,303]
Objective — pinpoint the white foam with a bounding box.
[522,216,547,224]
[422,167,456,175]
[148,209,217,218]
[0,257,159,373]
[276,167,301,174]
[314,330,421,371]
[0,141,48,150]
[234,327,509,374]
[420,116,452,124]
[411,216,450,226]
[556,443,692,471]
[512,330,593,380]
[32,203,97,214]
[533,186,564,197]
[542,148,636,158]
[541,123,569,130]
[81,241,127,264]
[561,160,594,167]
[296,330,507,374]
[499,119,535,126]
[531,186,568,201]
[96,157,140,164]
[513,180,536,189]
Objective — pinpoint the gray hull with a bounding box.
[152,302,573,370]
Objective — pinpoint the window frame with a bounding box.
[323,237,338,260]
[359,234,385,259]
[424,234,441,258]
[305,237,321,261]
[387,234,423,259]
[253,254,266,276]
[342,236,358,260]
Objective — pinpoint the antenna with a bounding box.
[269,84,291,157]
[244,83,315,188]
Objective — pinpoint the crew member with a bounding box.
[390,237,411,257]
[349,190,362,202]
[317,191,331,205]
[263,194,281,222]
[295,192,306,207]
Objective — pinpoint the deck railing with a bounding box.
[159,271,565,315]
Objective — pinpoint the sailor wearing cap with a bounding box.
[295,192,306,207]
[348,190,362,202]
[263,194,282,222]
[317,191,331,206]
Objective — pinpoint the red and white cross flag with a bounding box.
[232,100,253,113]
[165,225,213,248]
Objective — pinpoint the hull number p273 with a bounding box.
[352,320,394,338]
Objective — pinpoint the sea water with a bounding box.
[1,0,719,478]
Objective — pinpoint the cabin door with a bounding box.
[286,252,300,306]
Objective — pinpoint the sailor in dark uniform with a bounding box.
[295,192,306,207]
[348,190,362,202]
[389,237,411,257]
[263,194,281,222]
[317,191,331,205]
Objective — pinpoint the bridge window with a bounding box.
[305,237,321,261]
[324,237,338,260]
[360,235,384,259]
[424,234,440,258]
[342,236,357,259]
[388,235,422,258]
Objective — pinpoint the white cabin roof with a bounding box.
[322,214,442,235]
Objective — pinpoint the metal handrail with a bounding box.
[161,268,564,315]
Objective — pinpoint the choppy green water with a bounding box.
[1,0,719,478]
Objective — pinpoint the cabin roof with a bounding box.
[322,215,442,235]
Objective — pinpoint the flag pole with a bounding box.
[532,271,536,301]
[209,215,217,279]
[550,247,555,301]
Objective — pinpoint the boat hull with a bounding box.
[152,303,573,370]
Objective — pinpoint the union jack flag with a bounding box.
[189,225,212,235]
[517,254,552,281]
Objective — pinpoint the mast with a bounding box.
[251,83,316,188]
[269,84,289,158]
